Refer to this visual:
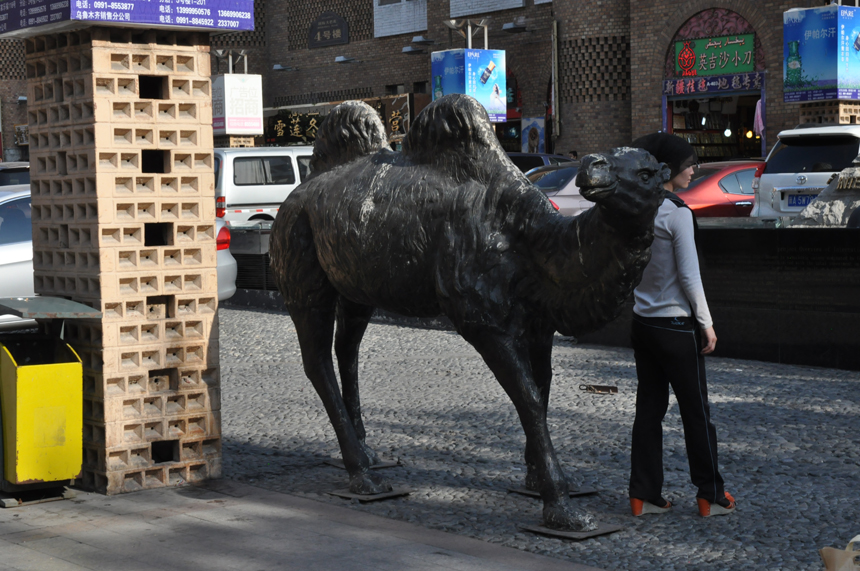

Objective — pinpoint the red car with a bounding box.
[676,160,762,217]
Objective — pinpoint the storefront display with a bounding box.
[663,10,766,160]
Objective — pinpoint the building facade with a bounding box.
[0,0,852,161]
[0,39,28,161]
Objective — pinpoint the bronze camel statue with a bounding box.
[270,94,668,531]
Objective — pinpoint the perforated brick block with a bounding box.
[84,388,221,425]
[82,366,220,400]
[80,453,221,494]
[64,314,217,349]
[82,410,221,449]
[82,436,221,474]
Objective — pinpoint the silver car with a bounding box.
[526,164,594,217]
[0,190,237,330]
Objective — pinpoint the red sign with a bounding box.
[677,42,697,77]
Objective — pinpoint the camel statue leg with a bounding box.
[290,304,392,495]
[524,329,554,491]
[461,327,596,532]
[333,298,382,465]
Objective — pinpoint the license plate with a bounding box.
[787,194,817,208]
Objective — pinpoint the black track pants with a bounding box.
[629,314,725,503]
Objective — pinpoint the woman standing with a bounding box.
[628,133,735,518]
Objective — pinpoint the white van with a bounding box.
[215,146,314,225]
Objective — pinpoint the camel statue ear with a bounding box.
[659,164,672,184]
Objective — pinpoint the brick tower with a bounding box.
[24,26,220,494]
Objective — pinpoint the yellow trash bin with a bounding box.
[0,337,83,485]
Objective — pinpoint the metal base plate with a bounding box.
[519,523,624,540]
[507,486,599,498]
[327,487,411,502]
[324,458,399,470]
[0,486,76,508]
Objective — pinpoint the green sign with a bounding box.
[674,34,755,78]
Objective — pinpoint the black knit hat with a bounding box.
[632,132,697,180]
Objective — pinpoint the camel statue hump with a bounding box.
[310,100,391,175]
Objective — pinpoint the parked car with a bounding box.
[526,163,594,217]
[215,218,238,301]
[0,188,35,330]
[0,190,237,331]
[0,161,30,188]
[507,152,575,173]
[215,146,313,225]
[751,124,860,218]
[676,160,762,217]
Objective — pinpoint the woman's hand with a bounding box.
[701,326,717,355]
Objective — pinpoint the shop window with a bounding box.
[413,81,428,94]
[385,84,405,95]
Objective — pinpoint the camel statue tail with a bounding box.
[309,100,391,174]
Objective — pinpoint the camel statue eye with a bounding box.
[638,171,651,182]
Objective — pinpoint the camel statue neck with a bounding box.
[523,205,656,337]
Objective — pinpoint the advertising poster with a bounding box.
[837,6,860,99]
[431,50,466,101]
[521,118,545,153]
[783,6,839,101]
[430,49,506,122]
[212,74,263,136]
[465,49,506,122]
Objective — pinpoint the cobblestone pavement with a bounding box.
[219,306,860,571]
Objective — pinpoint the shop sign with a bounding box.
[309,11,348,48]
[783,5,860,102]
[663,72,764,96]
[674,34,755,77]
[212,74,263,136]
[431,48,507,122]
[266,95,414,145]
[365,95,411,141]
[0,0,253,38]
[267,111,326,146]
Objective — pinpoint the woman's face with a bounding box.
[669,164,695,191]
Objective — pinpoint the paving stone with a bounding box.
[218,306,860,571]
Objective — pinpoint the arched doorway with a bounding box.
[661,9,767,159]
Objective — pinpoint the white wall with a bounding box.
[374,0,427,38]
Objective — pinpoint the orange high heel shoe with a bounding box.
[630,497,671,517]
[697,492,736,517]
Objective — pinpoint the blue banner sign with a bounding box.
[431,48,507,123]
[431,49,466,101]
[783,5,860,102]
[0,0,253,37]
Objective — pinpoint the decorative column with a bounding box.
[24,26,220,494]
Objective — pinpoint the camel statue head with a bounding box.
[575,147,670,220]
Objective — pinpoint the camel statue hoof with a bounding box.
[348,471,393,495]
[543,504,598,532]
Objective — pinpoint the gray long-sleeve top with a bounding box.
[633,198,713,329]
